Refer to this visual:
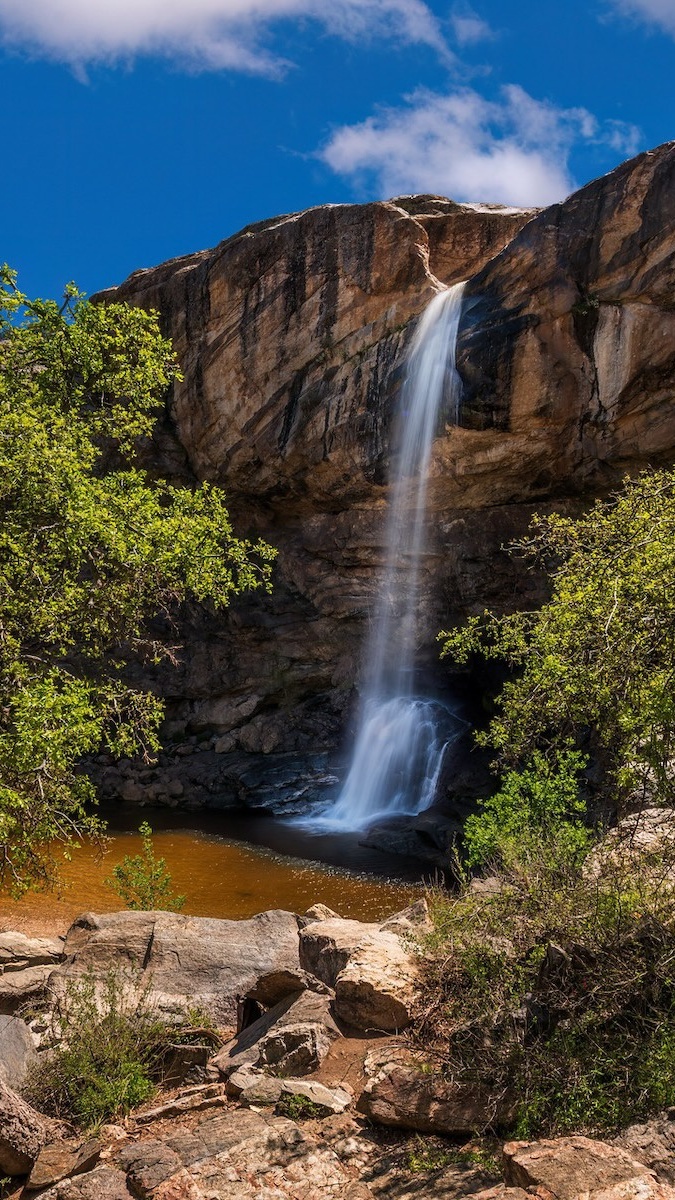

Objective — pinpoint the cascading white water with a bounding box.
[299,281,466,832]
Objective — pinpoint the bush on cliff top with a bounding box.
[0,268,276,894]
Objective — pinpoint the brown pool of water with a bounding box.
[0,829,422,938]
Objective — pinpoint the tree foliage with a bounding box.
[0,268,275,892]
[440,469,675,861]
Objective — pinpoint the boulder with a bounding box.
[379,898,433,936]
[212,990,341,1078]
[276,1079,353,1116]
[0,1079,58,1177]
[49,909,303,1025]
[246,967,331,1007]
[334,934,418,1033]
[502,1136,670,1200]
[616,1118,675,1185]
[226,1067,284,1106]
[0,1014,36,1088]
[358,1045,505,1134]
[26,1139,101,1192]
[299,914,419,1032]
[0,933,64,971]
[226,1067,352,1114]
[299,917,376,985]
[304,905,341,922]
[584,809,675,879]
[0,965,54,1015]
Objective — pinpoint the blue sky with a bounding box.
[2,0,674,300]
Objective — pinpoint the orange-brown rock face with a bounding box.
[103,197,532,504]
[97,197,532,781]
[95,145,675,806]
[452,141,675,507]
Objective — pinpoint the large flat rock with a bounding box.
[503,1136,674,1200]
[49,909,304,1026]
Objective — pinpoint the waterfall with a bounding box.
[299,281,466,832]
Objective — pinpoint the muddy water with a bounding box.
[0,826,422,937]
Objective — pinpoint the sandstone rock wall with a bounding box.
[96,144,675,805]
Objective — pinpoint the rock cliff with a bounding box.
[95,143,675,812]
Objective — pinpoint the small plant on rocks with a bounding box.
[276,1093,324,1121]
[25,968,198,1128]
[106,822,185,911]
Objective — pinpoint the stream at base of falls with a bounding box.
[0,806,425,937]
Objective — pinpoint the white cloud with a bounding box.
[450,5,494,46]
[0,0,447,75]
[607,0,675,36]
[319,85,642,207]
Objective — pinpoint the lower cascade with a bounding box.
[300,282,467,832]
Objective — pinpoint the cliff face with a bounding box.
[96,144,675,810]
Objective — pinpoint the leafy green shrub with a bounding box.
[429,469,675,1135]
[440,468,675,854]
[406,1135,501,1176]
[25,968,191,1128]
[106,823,185,911]
[0,269,275,893]
[416,835,675,1138]
[463,750,590,868]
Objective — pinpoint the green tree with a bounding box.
[440,469,675,862]
[106,822,185,911]
[0,268,275,892]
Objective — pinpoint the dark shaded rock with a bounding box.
[211,990,341,1078]
[0,1079,58,1177]
[160,1044,211,1086]
[246,967,331,1007]
[0,965,53,1016]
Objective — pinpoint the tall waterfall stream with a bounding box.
[298,282,467,832]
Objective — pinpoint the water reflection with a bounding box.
[0,814,423,936]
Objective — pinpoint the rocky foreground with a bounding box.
[3,902,675,1198]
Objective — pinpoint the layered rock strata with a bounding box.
[96,144,675,805]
